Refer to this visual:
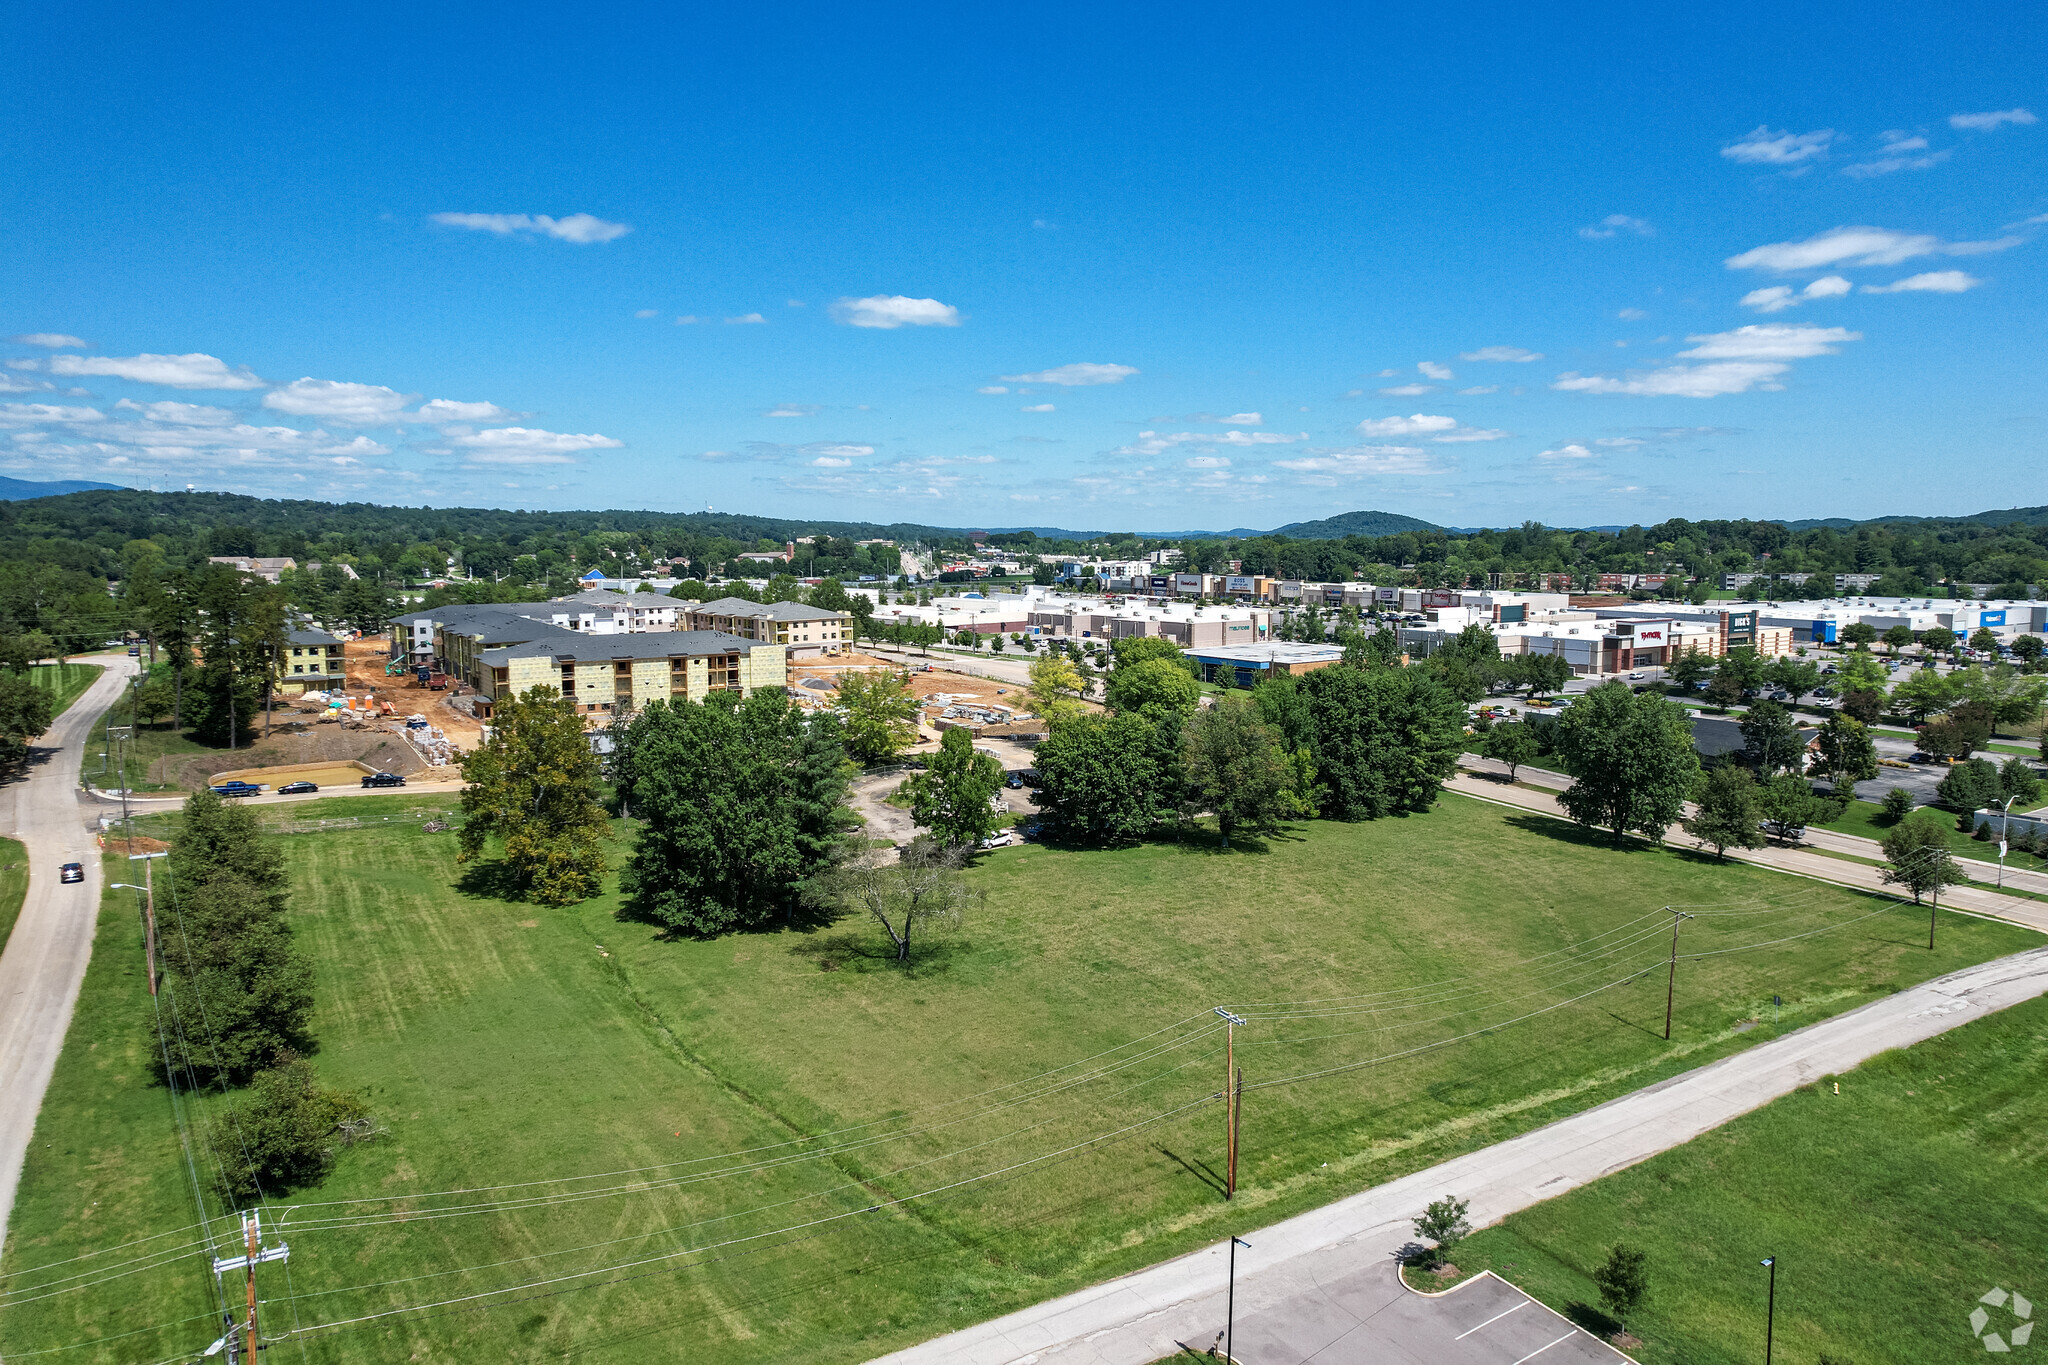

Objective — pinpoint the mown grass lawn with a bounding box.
[1822,798,2048,871]
[0,838,25,955]
[1,793,2039,1364]
[1448,992,2048,1365]
[27,662,102,720]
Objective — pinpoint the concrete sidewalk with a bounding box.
[1451,758,2048,933]
[869,948,2048,1364]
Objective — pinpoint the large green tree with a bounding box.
[1481,721,1539,781]
[458,685,611,905]
[1106,657,1201,721]
[1180,693,1299,849]
[1294,664,1464,820]
[1683,765,1764,860]
[836,668,921,765]
[1808,713,1878,794]
[1553,682,1700,845]
[619,690,853,934]
[907,726,1005,848]
[0,674,54,771]
[1739,699,1806,776]
[1034,712,1166,844]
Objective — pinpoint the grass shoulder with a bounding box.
[27,661,104,719]
[0,837,26,956]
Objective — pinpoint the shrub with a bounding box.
[1881,787,1915,823]
[206,1054,370,1206]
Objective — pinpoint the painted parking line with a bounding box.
[1454,1300,1528,1340]
[1511,1332,1578,1364]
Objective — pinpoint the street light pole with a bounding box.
[1760,1256,1778,1365]
[1215,1008,1247,1199]
[1225,1235,1250,1364]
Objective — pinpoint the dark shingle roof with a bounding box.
[480,629,765,666]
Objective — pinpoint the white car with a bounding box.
[1627,671,1645,680]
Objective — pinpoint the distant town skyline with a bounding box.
[3,2,2043,531]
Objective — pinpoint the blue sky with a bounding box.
[3,1,2044,531]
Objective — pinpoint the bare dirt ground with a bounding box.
[343,637,486,749]
[155,722,431,790]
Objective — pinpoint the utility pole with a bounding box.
[1663,908,1695,1040]
[1215,1008,1247,1199]
[211,1211,289,1362]
[1760,1255,1778,1365]
[1225,1235,1250,1365]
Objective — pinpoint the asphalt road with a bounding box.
[870,948,2048,1365]
[0,656,136,1245]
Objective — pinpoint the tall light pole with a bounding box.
[1225,1235,1250,1364]
[112,850,168,995]
[1996,795,2017,888]
[1215,1007,1247,1199]
[1760,1256,1778,1365]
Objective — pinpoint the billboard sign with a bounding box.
[1629,622,1670,649]
[1376,587,1401,602]
[1725,610,1756,646]
[1225,575,1255,594]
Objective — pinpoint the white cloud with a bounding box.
[0,374,53,394]
[1108,429,1305,457]
[448,426,623,464]
[1457,386,1499,395]
[634,309,658,319]
[1458,346,1544,363]
[10,333,87,349]
[1357,413,1458,437]
[417,398,510,422]
[113,398,235,426]
[1861,270,1983,294]
[1579,214,1653,239]
[1274,445,1438,478]
[764,404,819,418]
[998,362,1137,386]
[46,352,265,390]
[1721,126,1836,165]
[264,377,417,423]
[787,299,805,307]
[1843,148,1950,178]
[1879,133,1929,152]
[1184,455,1230,469]
[1725,225,2023,271]
[1417,361,1454,380]
[1740,275,1852,312]
[675,315,701,325]
[1552,361,1790,397]
[1432,426,1510,443]
[1950,108,2036,131]
[1021,403,1055,412]
[725,313,767,325]
[429,212,631,243]
[1594,436,1645,448]
[1678,323,1860,359]
[976,385,1009,394]
[831,295,963,328]
[1380,383,1438,396]
[1,403,104,424]
[1539,443,1596,459]
[1220,411,1261,425]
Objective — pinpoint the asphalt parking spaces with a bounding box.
[1208,1262,1626,1365]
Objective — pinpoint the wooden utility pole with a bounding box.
[243,1214,260,1363]
[1215,1008,1247,1199]
[211,1211,289,1361]
[1663,908,1695,1041]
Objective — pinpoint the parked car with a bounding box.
[1908,751,1938,765]
[361,772,407,788]
[210,780,261,798]
[1626,671,1645,680]
[126,646,141,656]
[1813,687,1834,699]
[1821,664,1839,675]
[277,781,319,795]
[1768,690,1791,701]
[60,862,84,884]
[977,831,1018,850]
[1005,774,1023,789]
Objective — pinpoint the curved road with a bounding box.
[0,656,136,1245]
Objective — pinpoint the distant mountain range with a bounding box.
[0,477,122,501]
[1779,506,2048,531]
[976,509,1443,541]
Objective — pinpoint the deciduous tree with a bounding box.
[1181,693,1299,848]
[1880,819,1965,905]
[1593,1244,1650,1328]
[907,726,1005,848]
[836,668,921,765]
[1683,766,1764,860]
[815,836,977,963]
[1739,700,1806,776]
[1105,657,1201,721]
[1033,712,1165,844]
[1757,774,1837,844]
[1482,721,1539,781]
[1554,682,1700,845]
[1297,664,1464,820]
[1808,713,1878,795]
[458,685,610,906]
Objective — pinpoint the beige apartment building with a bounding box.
[684,598,850,657]
[476,629,787,720]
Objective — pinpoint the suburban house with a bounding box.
[279,628,346,694]
[208,555,299,582]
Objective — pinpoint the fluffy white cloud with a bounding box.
[1459,346,1544,363]
[1457,385,1499,395]
[45,352,265,390]
[999,362,1137,386]
[1721,126,1835,165]
[1274,445,1438,478]
[1579,214,1653,239]
[1,403,104,424]
[1861,270,1983,294]
[1380,383,1437,396]
[417,398,510,422]
[1553,361,1790,397]
[1843,147,1949,178]
[1021,403,1055,412]
[429,212,630,244]
[448,427,624,464]
[1357,413,1457,437]
[0,373,53,394]
[1417,361,1454,380]
[1950,108,2036,131]
[1740,275,1852,312]
[10,333,87,349]
[114,398,235,425]
[1678,323,1860,359]
[1184,455,1230,469]
[1617,308,1649,321]
[764,404,819,418]
[1725,225,2022,271]
[1109,429,1304,457]
[725,313,767,325]
[831,295,962,328]
[977,385,1009,394]
[1432,426,1510,443]
[1539,443,1596,459]
[264,378,417,423]
[634,309,658,319]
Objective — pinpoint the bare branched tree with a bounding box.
[820,836,978,962]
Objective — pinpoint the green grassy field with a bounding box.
[0,838,26,956]
[1822,799,2048,871]
[26,662,102,720]
[0,793,2039,1364]
[1446,993,2048,1364]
